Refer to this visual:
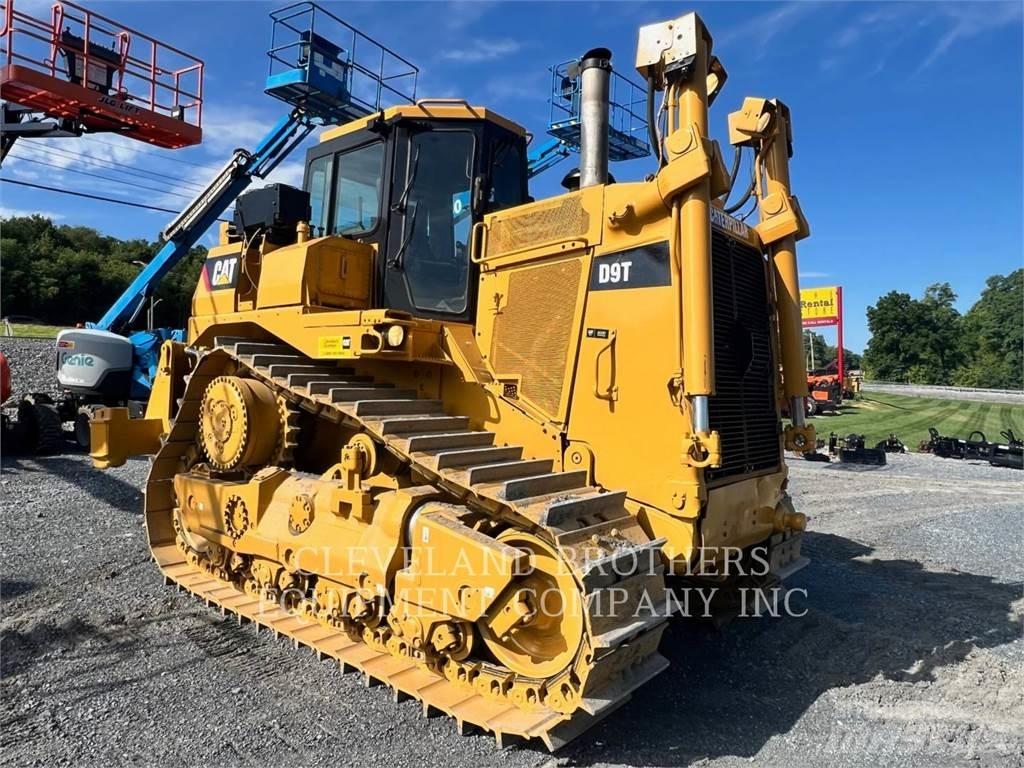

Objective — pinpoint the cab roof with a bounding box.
[319,101,526,143]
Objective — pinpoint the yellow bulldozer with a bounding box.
[91,8,815,750]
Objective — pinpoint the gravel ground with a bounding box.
[0,338,61,401]
[1,449,1021,768]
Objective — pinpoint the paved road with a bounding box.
[862,382,1024,405]
[2,451,1021,767]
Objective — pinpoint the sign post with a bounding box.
[799,285,845,392]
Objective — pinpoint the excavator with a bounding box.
[91,5,815,749]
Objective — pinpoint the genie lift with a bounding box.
[53,2,418,446]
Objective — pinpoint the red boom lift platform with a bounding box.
[0,0,203,155]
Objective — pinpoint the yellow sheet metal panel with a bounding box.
[256,237,373,310]
[191,243,244,318]
[308,239,374,308]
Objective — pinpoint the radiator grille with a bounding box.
[706,230,781,483]
[490,259,582,418]
[487,196,589,258]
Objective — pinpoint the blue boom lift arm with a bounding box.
[90,109,315,335]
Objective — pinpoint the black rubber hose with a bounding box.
[725,150,756,214]
[647,74,663,166]
[727,145,742,188]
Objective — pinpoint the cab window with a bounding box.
[307,154,332,236]
[331,142,384,235]
[489,137,524,211]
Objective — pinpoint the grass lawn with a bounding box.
[809,392,1024,450]
[4,323,62,338]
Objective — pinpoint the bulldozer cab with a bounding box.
[303,105,529,323]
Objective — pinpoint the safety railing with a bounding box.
[547,59,649,161]
[266,1,417,122]
[0,0,203,128]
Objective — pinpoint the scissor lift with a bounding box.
[0,0,204,160]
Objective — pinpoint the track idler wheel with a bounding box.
[199,376,280,470]
[478,531,585,679]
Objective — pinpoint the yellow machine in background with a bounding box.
[93,11,813,749]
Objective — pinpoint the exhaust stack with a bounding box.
[578,47,612,188]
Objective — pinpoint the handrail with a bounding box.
[1,0,204,127]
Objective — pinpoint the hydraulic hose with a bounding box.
[646,74,663,166]
[725,149,756,214]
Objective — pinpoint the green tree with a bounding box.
[0,215,205,329]
[863,283,964,384]
[952,269,1023,389]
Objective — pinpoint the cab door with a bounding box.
[382,124,480,322]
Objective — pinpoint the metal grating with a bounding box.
[487,196,589,259]
[490,259,583,418]
[705,230,781,483]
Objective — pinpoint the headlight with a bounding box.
[386,325,405,348]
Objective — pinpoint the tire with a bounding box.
[805,398,819,417]
[74,408,95,450]
[18,399,64,455]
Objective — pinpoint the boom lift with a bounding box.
[54,3,420,445]
[91,5,814,749]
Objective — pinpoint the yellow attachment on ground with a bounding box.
[89,406,163,469]
[199,376,280,470]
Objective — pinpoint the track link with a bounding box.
[144,338,670,749]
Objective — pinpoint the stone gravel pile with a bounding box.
[0,337,60,401]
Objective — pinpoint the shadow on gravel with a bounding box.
[0,579,36,601]
[557,531,1024,766]
[0,454,142,513]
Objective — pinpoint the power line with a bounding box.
[1,178,232,222]
[15,142,208,191]
[80,135,213,168]
[6,153,197,201]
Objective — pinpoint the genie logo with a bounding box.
[61,353,96,368]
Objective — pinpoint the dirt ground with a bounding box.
[1,449,1021,768]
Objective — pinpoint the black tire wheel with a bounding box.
[74,409,94,450]
[805,398,819,417]
[18,400,64,455]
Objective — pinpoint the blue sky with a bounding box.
[2,0,1021,351]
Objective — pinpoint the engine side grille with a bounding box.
[490,258,583,419]
[486,196,589,259]
[706,229,781,483]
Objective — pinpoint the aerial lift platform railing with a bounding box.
[548,56,649,161]
[0,0,203,152]
[265,1,418,123]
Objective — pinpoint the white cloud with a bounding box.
[718,2,824,59]
[199,105,275,156]
[825,2,1023,78]
[440,39,520,64]
[800,271,831,279]
[262,160,305,190]
[916,2,1023,73]
[442,1,497,32]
